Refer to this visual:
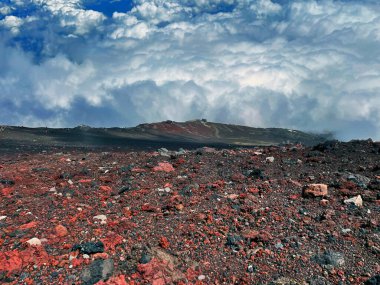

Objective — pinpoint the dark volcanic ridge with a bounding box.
[0,120,332,151]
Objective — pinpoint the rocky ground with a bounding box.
[0,140,379,284]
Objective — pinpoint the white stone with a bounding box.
[344,195,363,207]
[83,254,90,259]
[93,214,107,224]
[68,179,73,185]
[0,216,7,221]
[266,156,275,163]
[164,187,171,193]
[198,275,206,280]
[27,237,42,246]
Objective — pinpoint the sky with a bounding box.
[0,0,380,140]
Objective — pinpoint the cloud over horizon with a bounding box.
[1,0,380,140]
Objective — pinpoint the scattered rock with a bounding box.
[266,156,275,163]
[158,148,170,157]
[93,215,107,224]
[55,224,68,237]
[140,253,152,264]
[196,147,216,154]
[246,168,265,179]
[81,259,114,285]
[153,162,175,172]
[308,276,332,285]
[118,185,131,194]
[344,195,363,207]
[0,179,15,185]
[303,184,328,198]
[72,242,105,254]
[269,277,302,285]
[312,251,345,267]
[347,173,371,188]
[226,235,242,250]
[198,275,206,280]
[365,275,380,285]
[247,264,256,273]
[26,238,42,246]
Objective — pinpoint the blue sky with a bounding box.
[1,0,380,140]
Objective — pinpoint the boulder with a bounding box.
[303,184,328,198]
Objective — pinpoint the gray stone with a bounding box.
[308,276,332,285]
[346,173,371,188]
[81,259,114,285]
[313,251,345,267]
[72,241,104,254]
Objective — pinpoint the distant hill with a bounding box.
[0,120,332,151]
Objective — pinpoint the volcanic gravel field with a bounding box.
[0,140,380,284]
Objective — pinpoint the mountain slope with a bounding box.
[0,120,332,150]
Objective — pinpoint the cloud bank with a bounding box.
[1,0,380,140]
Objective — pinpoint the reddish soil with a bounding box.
[0,140,379,284]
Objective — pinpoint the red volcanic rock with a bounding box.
[0,250,23,272]
[159,237,170,249]
[0,247,50,273]
[231,173,246,182]
[0,139,379,284]
[153,162,175,172]
[19,221,38,230]
[1,187,14,196]
[99,185,112,194]
[55,224,68,237]
[302,183,328,197]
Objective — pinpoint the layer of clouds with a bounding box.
[1,0,380,140]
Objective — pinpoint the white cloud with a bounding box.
[1,0,380,140]
[1,15,24,34]
[0,5,12,15]
[32,0,106,35]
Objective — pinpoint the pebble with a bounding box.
[0,216,7,221]
[26,237,42,246]
[247,265,255,273]
[344,195,363,207]
[55,224,68,237]
[198,275,206,280]
[266,156,275,163]
[153,162,175,172]
[140,253,152,264]
[303,184,328,198]
[93,215,107,224]
[320,199,329,206]
[72,241,105,254]
[365,275,380,285]
[275,242,284,249]
[313,251,345,267]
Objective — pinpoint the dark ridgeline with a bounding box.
[0,120,332,152]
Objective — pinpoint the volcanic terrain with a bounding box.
[0,122,379,285]
[0,120,331,152]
